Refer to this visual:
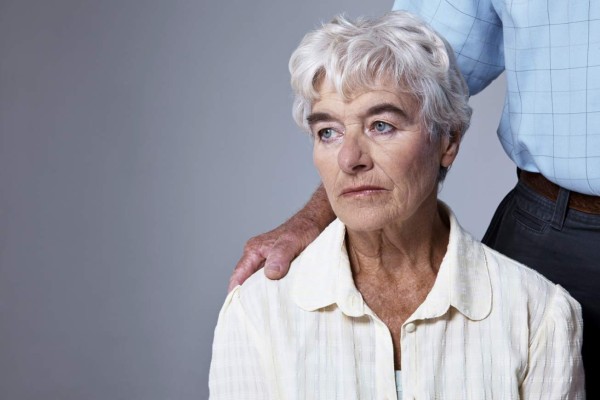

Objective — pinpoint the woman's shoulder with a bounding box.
[232,263,297,306]
[482,244,559,292]
[227,247,309,313]
[481,243,581,324]
[227,218,345,322]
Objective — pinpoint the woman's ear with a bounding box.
[440,130,461,168]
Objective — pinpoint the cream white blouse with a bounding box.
[209,204,584,399]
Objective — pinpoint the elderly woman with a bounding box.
[209,11,584,399]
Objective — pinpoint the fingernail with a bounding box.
[265,264,281,274]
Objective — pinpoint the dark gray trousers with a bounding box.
[483,177,600,397]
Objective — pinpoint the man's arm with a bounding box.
[228,184,335,291]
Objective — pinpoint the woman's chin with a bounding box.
[337,212,392,233]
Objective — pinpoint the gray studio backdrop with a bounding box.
[0,1,513,399]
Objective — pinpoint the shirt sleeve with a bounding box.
[392,0,504,95]
[208,287,273,399]
[520,285,585,399]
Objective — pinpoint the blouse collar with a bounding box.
[291,202,492,322]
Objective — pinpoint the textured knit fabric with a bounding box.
[209,204,584,399]
[392,0,600,195]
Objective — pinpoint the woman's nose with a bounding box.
[338,134,373,174]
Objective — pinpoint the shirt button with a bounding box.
[405,322,416,333]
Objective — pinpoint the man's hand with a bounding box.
[228,185,335,292]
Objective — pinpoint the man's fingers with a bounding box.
[228,249,265,292]
[263,237,301,280]
[227,219,320,290]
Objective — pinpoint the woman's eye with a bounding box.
[373,121,394,133]
[318,128,335,140]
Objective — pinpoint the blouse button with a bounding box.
[405,322,416,333]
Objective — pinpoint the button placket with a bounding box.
[401,321,418,399]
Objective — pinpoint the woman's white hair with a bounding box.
[289,11,472,144]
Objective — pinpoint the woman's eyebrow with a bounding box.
[306,112,336,126]
[364,103,408,118]
[306,103,408,125]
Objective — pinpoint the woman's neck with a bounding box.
[346,201,450,281]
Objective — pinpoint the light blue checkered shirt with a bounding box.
[393,0,600,195]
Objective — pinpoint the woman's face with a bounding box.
[310,80,458,232]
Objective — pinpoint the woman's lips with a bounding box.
[340,185,387,196]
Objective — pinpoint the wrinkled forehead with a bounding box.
[311,73,420,113]
[312,71,416,101]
